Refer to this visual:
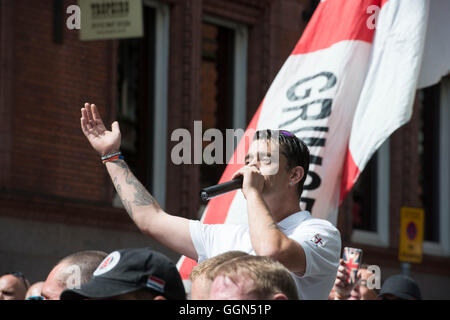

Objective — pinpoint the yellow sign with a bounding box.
[79,0,143,41]
[398,207,424,263]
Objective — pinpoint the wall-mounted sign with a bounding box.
[398,207,424,263]
[79,0,143,41]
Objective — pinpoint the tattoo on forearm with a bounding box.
[111,160,158,219]
[122,199,133,218]
[131,180,155,206]
[111,160,128,169]
[113,177,134,219]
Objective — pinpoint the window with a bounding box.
[114,1,169,208]
[418,84,440,242]
[117,37,145,180]
[420,77,450,256]
[351,155,378,232]
[200,16,248,189]
[351,140,390,247]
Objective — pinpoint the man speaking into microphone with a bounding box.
[80,103,341,300]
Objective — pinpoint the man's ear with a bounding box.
[289,166,304,186]
[153,295,167,300]
[272,293,288,300]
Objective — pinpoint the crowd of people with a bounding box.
[0,247,422,300]
[0,104,423,300]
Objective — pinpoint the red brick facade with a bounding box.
[0,0,309,229]
[1,0,132,230]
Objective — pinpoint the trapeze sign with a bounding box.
[79,0,143,41]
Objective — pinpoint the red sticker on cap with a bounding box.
[93,251,121,276]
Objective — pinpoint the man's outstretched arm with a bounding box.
[80,103,198,261]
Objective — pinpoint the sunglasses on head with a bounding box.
[280,130,295,137]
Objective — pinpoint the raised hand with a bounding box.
[333,259,358,299]
[80,103,121,157]
[231,166,265,199]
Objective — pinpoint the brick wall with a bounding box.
[0,0,311,228]
[10,0,113,202]
[0,0,14,190]
[0,0,132,230]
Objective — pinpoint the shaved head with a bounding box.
[42,250,107,300]
[0,275,28,300]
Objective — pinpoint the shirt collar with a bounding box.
[277,211,311,231]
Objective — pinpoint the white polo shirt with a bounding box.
[189,211,341,300]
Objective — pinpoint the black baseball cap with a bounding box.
[378,274,422,300]
[60,248,186,300]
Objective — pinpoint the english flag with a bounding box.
[178,0,432,280]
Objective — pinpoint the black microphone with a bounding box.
[200,176,243,201]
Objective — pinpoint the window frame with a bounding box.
[196,15,248,217]
[141,0,170,209]
[423,77,450,256]
[351,139,390,248]
[203,14,248,130]
[113,0,169,209]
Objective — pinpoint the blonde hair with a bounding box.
[190,251,248,282]
[212,255,299,300]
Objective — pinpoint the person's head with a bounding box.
[377,274,422,300]
[190,251,249,300]
[25,281,45,300]
[0,272,30,300]
[41,250,108,300]
[60,248,186,300]
[349,265,378,300]
[209,255,299,300]
[247,130,309,201]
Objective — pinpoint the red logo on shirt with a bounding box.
[311,234,325,247]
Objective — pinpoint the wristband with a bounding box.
[101,152,124,164]
[101,152,122,161]
[102,155,124,164]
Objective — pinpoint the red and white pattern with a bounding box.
[343,247,363,284]
[178,0,429,280]
[93,251,121,276]
[311,234,326,248]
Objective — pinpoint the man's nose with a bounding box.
[247,157,259,168]
[248,162,260,170]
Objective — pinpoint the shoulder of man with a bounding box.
[292,213,341,244]
[304,215,338,228]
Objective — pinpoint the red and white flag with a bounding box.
[178,0,430,279]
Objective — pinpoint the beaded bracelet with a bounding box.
[101,152,124,164]
[101,152,121,161]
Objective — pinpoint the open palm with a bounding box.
[80,103,121,157]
